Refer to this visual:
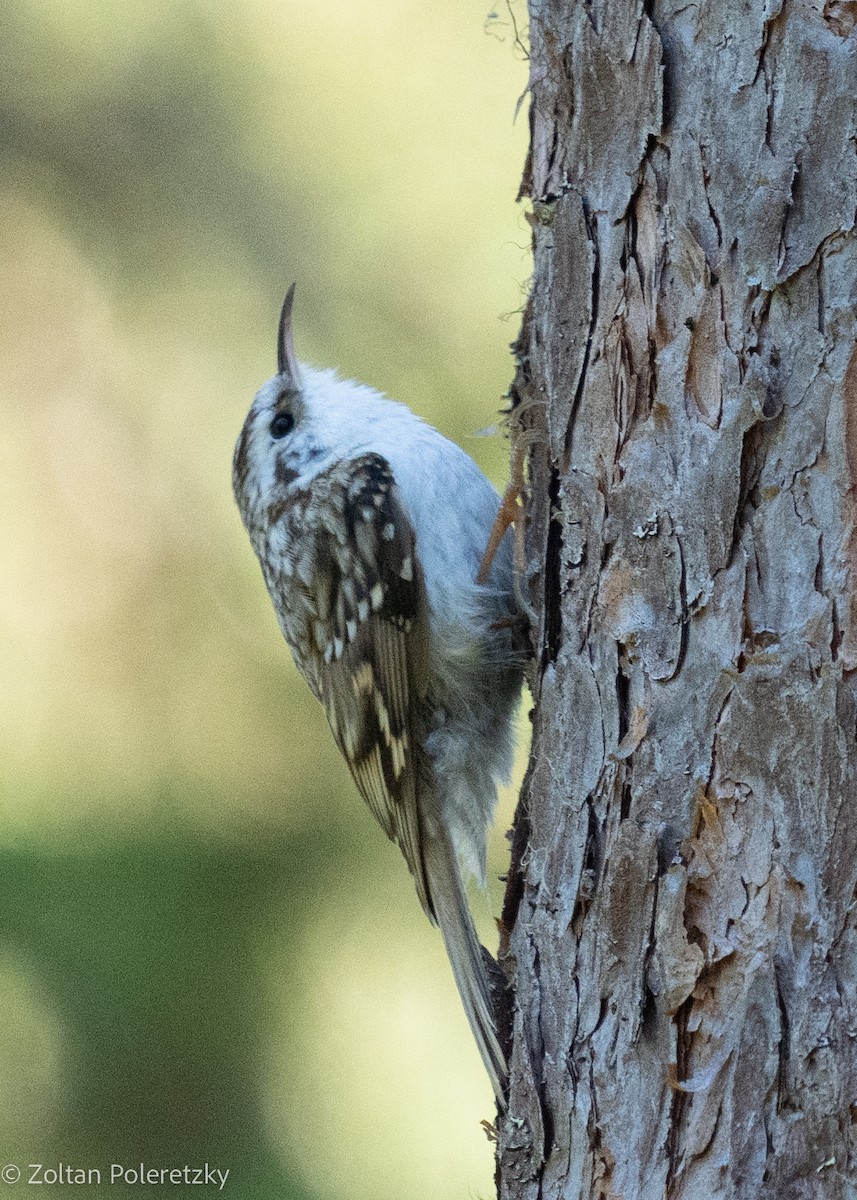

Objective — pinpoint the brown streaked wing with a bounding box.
[308,454,432,918]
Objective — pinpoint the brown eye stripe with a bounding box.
[273,390,299,413]
[232,422,253,498]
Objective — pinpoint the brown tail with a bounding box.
[422,830,507,1107]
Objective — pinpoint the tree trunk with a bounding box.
[498,1,857,1197]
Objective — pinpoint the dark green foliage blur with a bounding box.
[0,2,528,1196]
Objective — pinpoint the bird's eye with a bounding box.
[270,411,295,439]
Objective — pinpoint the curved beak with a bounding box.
[277,283,300,384]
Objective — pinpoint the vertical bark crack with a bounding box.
[564,198,601,463]
[542,467,564,666]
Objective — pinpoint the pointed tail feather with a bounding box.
[422,831,508,1107]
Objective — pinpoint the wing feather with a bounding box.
[303,454,432,917]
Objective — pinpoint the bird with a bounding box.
[232,286,522,1104]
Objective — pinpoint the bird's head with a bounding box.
[233,286,425,548]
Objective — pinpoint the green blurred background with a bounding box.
[0,2,529,1196]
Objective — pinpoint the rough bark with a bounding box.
[498,1,857,1197]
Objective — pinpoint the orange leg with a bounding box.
[477,481,522,585]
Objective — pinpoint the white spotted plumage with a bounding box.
[233,286,522,1104]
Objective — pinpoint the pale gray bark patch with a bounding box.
[499,0,857,1196]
